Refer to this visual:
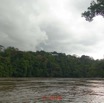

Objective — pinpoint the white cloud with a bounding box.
[0,0,104,59]
[0,0,48,51]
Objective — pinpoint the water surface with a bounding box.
[0,78,104,103]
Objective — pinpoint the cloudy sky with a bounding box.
[0,0,104,59]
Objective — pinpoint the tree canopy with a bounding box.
[0,45,104,77]
[82,0,104,21]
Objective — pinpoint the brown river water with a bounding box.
[0,78,104,103]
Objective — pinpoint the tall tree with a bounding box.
[0,45,5,52]
[82,0,104,21]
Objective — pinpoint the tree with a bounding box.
[82,0,104,21]
[0,45,5,52]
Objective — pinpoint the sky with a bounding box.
[0,0,104,59]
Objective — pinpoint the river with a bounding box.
[0,78,104,103]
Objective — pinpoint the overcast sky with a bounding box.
[0,0,104,59]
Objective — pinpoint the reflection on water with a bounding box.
[0,78,104,103]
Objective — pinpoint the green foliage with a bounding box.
[0,46,104,77]
[82,0,104,21]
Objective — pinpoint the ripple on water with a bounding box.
[0,78,104,103]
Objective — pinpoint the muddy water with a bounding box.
[0,78,104,103]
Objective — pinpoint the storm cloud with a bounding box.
[0,0,104,59]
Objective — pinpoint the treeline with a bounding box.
[0,45,104,77]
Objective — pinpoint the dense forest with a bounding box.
[0,45,104,77]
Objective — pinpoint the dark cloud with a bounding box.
[0,0,104,59]
[0,0,48,50]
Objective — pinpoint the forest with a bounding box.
[0,45,104,77]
